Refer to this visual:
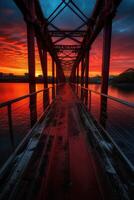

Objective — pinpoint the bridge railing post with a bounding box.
[88,90,92,112]
[81,57,85,101]
[7,104,15,151]
[52,58,55,100]
[85,47,89,88]
[29,83,37,127]
[100,7,112,127]
[85,48,90,106]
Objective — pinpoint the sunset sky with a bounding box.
[0,0,134,77]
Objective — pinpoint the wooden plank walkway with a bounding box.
[37,84,104,200]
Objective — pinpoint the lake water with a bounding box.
[0,83,134,104]
[0,83,134,168]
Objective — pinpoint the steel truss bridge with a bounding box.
[0,1,134,200]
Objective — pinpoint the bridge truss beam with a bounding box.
[13,0,65,84]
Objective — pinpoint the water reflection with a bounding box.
[77,83,134,165]
[0,83,133,167]
[0,83,52,168]
[88,84,134,102]
[29,83,37,127]
[100,96,108,128]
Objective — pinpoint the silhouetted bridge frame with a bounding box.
[12,0,122,93]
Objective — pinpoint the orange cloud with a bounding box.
[0,24,134,77]
[0,24,53,76]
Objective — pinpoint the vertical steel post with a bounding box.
[36,39,49,109]
[27,23,35,83]
[89,90,92,112]
[85,48,89,88]
[100,12,112,127]
[36,39,48,88]
[26,1,37,127]
[8,104,15,151]
[85,48,89,106]
[43,49,48,88]
[26,0,35,84]
[43,50,49,108]
[81,56,85,87]
[101,21,112,95]
[52,58,55,99]
[81,56,85,101]
[29,83,37,127]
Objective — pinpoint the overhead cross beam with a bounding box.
[49,31,86,37]
[44,0,89,72]
[55,45,81,51]
[13,0,122,82]
[70,0,122,79]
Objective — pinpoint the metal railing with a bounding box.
[0,84,61,167]
[71,83,134,197]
